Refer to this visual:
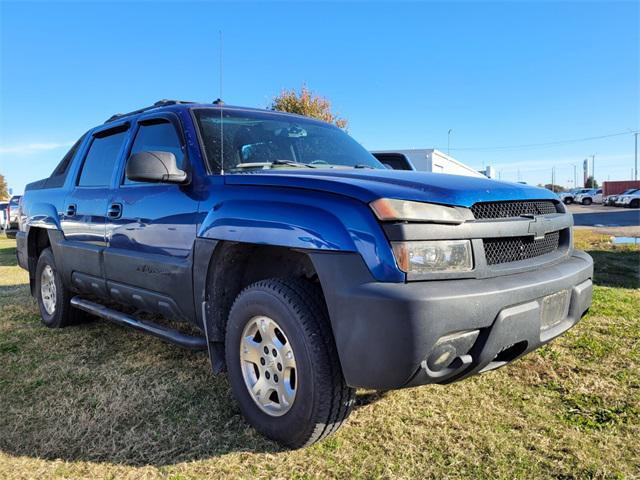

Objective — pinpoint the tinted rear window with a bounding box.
[46,135,85,188]
[78,130,127,187]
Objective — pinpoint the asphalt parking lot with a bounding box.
[567,204,640,227]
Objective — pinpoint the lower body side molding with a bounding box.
[70,297,207,350]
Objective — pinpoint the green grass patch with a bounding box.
[0,232,638,479]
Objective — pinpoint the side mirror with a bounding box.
[126,151,187,184]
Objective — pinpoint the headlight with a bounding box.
[391,240,473,273]
[370,198,464,224]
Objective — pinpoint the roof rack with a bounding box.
[104,99,196,123]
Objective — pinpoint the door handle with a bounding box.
[107,203,122,219]
[66,204,76,216]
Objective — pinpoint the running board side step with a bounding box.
[70,297,207,350]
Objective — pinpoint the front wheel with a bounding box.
[582,197,593,205]
[564,197,573,205]
[225,277,355,448]
[630,199,640,209]
[35,248,85,328]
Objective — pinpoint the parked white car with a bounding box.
[574,189,602,205]
[616,190,640,208]
[559,188,591,204]
[604,189,638,206]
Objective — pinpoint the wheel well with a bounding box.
[26,227,51,292]
[204,242,320,346]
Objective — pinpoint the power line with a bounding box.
[448,130,638,152]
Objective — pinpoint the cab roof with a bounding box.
[104,99,316,124]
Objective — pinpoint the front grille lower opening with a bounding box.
[493,341,528,363]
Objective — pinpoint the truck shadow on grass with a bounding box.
[0,282,379,466]
[586,249,639,289]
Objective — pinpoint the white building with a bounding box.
[371,149,485,178]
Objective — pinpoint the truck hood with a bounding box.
[224,169,558,207]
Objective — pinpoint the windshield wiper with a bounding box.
[353,164,374,169]
[232,160,316,170]
[271,159,316,168]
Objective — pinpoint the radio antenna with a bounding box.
[218,30,224,175]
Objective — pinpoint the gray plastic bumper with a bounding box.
[311,250,593,390]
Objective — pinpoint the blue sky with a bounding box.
[1,1,638,194]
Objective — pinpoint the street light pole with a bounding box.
[635,132,638,181]
[591,154,595,185]
[447,129,453,155]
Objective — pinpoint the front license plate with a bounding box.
[540,290,570,331]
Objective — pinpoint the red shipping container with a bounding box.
[603,180,640,196]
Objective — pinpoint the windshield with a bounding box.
[194,108,384,172]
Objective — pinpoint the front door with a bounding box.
[103,115,199,321]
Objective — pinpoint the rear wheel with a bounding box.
[582,197,592,205]
[225,277,355,448]
[564,197,573,205]
[35,248,85,328]
[630,199,640,209]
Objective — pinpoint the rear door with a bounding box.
[103,114,199,320]
[59,123,129,292]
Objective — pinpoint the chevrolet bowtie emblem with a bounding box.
[527,216,551,240]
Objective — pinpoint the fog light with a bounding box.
[427,345,457,371]
[425,330,480,372]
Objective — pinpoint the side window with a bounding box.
[125,120,184,184]
[46,134,86,188]
[78,130,127,187]
[51,135,84,177]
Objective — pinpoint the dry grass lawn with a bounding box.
[0,230,638,479]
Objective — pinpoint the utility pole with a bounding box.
[635,132,638,180]
[591,154,595,185]
[447,129,453,155]
[572,164,577,188]
[551,167,555,192]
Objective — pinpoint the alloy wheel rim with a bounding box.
[40,265,56,315]
[239,315,297,416]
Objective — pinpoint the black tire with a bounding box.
[630,199,640,209]
[35,247,84,328]
[225,277,355,448]
[564,197,573,205]
[582,197,592,205]
[5,231,16,239]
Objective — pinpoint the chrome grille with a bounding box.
[484,231,560,265]
[471,200,557,219]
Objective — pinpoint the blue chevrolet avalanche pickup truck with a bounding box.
[16,100,593,447]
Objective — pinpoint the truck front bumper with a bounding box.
[311,250,593,390]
